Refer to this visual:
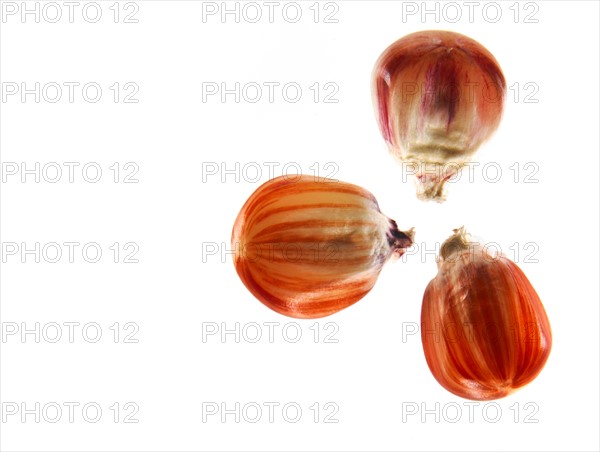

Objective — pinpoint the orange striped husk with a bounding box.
[232,175,414,319]
[421,232,552,400]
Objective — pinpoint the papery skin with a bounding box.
[372,30,506,201]
[232,175,414,319]
[421,230,551,400]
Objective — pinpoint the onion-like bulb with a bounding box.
[372,30,506,202]
[421,228,552,400]
[232,175,414,319]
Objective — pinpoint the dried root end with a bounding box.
[440,226,472,262]
[411,159,467,203]
[416,182,447,203]
[388,221,415,258]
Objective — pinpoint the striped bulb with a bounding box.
[372,30,506,201]
[232,175,414,319]
[421,228,552,400]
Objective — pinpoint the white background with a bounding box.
[1,1,599,451]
